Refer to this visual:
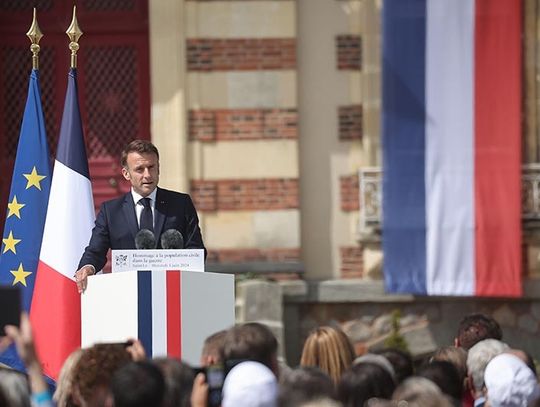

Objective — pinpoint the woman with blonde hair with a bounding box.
[300,326,355,385]
[53,348,84,407]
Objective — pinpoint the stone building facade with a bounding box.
[4,0,540,361]
[150,0,540,281]
[149,0,377,279]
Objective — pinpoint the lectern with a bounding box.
[81,249,235,366]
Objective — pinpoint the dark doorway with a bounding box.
[0,0,151,233]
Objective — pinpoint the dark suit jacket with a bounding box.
[78,187,206,271]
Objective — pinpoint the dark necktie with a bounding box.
[139,197,153,232]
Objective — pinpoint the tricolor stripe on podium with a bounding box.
[81,270,235,366]
[138,270,182,358]
[81,269,236,365]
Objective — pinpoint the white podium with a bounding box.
[81,250,235,366]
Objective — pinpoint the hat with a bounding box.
[222,361,278,407]
[484,353,540,407]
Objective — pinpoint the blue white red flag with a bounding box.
[0,69,51,370]
[382,0,522,296]
[30,68,95,379]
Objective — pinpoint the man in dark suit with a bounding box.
[75,140,205,293]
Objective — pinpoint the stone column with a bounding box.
[149,0,188,192]
[360,0,382,167]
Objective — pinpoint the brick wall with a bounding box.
[340,174,359,212]
[191,178,299,211]
[186,1,300,270]
[336,35,361,70]
[188,110,215,142]
[189,108,298,141]
[187,38,296,71]
[190,180,217,211]
[340,246,363,279]
[338,105,362,141]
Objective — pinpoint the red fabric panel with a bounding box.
[30,261,81,379]
[474,0,522,296]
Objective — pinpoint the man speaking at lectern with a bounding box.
[75,139,205,293]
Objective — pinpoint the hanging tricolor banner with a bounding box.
[382,0,522,296]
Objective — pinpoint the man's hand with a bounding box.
[126,338,146,361]
[190,372,209,407]
[75,265,94,294]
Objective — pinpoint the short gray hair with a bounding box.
[0,368,31,407]
[467,339,509,392]
[393,377,453,407]
[354,353,396,381]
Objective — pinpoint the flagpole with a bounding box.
[66,5,83,69]
[26,8,43,70]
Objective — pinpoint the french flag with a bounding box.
[382,0,522,297]
[30,68,95,378]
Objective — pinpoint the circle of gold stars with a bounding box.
[1,165,47,287]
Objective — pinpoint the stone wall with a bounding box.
[281,279,540,366]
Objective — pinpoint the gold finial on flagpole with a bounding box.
[66,5,83,68]
[26,8,43,70]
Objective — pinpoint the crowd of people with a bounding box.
[0,312,538,407]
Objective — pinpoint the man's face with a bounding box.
[122,151,160,197]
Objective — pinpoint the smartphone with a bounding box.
[193,364,225,407]
[0,286,21,335]
[206,364,225,407]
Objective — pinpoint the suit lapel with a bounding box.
[122,193,139,241]
[154,188,167,243]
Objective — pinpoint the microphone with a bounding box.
[160,229,184,249]
[135,229,156,250]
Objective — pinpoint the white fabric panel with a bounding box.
[425,0,475,295]
[152,271,168,357]
[39,161,95,280]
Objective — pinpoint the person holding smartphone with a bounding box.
[1,313,54,407]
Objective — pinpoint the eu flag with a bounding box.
[0,69,51,368]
